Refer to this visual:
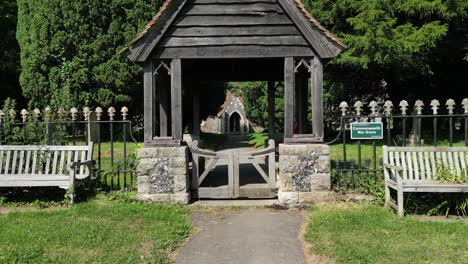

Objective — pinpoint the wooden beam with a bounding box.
[312,56,324,140]
[143,61,154,143]
[171,59,183,141]
[159,36,308,47]
[174,14,292,27]
[284,57,294,139]
[153,46,314,59]
[267,81,275,136]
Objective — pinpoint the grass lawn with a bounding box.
[305,203,468,264]
[0,195,191,263]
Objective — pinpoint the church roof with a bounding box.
[217,90,243,118]
[125,0,345,62]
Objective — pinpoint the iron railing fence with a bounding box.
[0,107,140,191]
[329,99,468,192]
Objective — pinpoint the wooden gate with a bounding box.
[190,140,277,199]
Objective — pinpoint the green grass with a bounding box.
[305,203,468,264]
[0,195,191,263]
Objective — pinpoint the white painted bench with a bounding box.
[0,142,94,203]
[383,146,468,217]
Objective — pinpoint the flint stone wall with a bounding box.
[136,146,190,204]
[278,144,331,206]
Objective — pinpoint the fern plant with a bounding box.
[434,160,467,184]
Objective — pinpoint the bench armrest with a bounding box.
[383,163,404,182]
[383,163,404,171]
[70,160,95,168]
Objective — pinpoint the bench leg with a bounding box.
[384,180,390,208]
[68,188,74,204]
[397,185,404,217]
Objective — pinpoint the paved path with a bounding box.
[176,208,306,264]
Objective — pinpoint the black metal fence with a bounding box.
[329,99,468,192]
[0,107,140,190]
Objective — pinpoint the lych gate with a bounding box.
[126,0,344,204]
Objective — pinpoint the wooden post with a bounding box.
[284,57,295,139]
[295,72,308,133]
[267,81,275,137]
[312,56,324,140]
[268,139,276,189]
[193,85,200,138]
[143,61,154,142]
[158,72,170,137]
[232,151,240,198]
[171,59,183,141]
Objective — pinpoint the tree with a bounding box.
[17,0,164,110]
[303,0,468,105]
[230,82,285,132]
[0,1,23,103]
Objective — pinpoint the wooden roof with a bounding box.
[126,0,345,62]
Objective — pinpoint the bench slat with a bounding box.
[389,151,395,178]
[0,151,3,174]
[430,151,437,179]
[24,150,31,174]
[18,150,24,174]
[442,152,448,172]
[52,150,59,175]
[67,150,72,174]
[424,151,432,180]
[460,152,467,177]
[394,152,402,180]
[32,150,38,175]
[407,152,413,180]
[45,150,51,175]
[413,152,420,180]
[4,151,11,174]
[73,151,79,176]
[11,151,18,174]
[418,151,425,180]
[453,152,461,176]
[0,175,69,180]
[447,151,455,175]
[400,152,407,180]
[386,146,468,152]
[0,145,90,151]
[80,150,86,176]
[0,180,70,188]
[59,150,65,175]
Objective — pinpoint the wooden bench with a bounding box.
[383,146,468,217]
[0,142,94,203]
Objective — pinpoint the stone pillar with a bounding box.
[278,144,331,206]
[136,146,190,204]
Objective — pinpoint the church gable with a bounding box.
[126,0,345,62]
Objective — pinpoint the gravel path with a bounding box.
[176,208,306,264]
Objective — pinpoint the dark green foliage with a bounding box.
[303,0,468,111]
[230,82,284,132]
[16,0,164,110]
[0,1,23,103]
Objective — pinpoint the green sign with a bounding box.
[351,122,383,140]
